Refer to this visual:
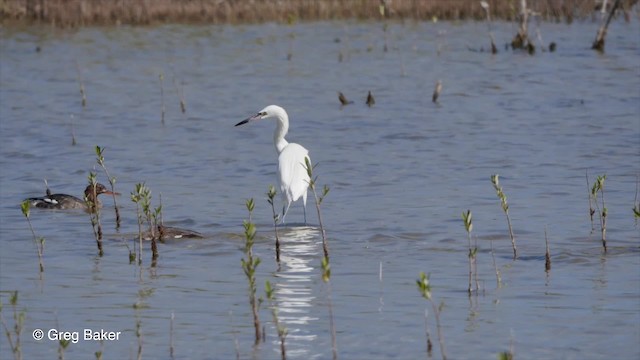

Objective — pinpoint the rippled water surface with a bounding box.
[1,20,639,359]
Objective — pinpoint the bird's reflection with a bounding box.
[273,226,320,357]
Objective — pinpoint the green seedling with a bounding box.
[491,174,517,259]
[416,272,447,360]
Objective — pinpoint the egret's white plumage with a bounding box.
[236,105,310,223]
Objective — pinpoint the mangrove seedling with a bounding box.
[545,226,551,273]
[462,209,478,293]
[586,169,595,231]
[172,76,186,114]
[633,174,639,226]
[241,199,262,344]
[86,171,104,256]
[591,174,608,252]
[76,60,86,108]
[322,256,338,360]
[95,146,121,229]
[21,200,44,273]
[159,73,166,125]
[265,281,287,360]
[304,157,330,259]
[479,1,498,54]
[267,185,282,264]
[0,291,24,360]
[490,240,501,288]
[416,272,447,360]
[491,174,517,259]
[69,114,76,146]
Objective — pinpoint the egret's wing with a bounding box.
[278,143,310,203]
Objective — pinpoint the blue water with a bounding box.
[1,19,639,359]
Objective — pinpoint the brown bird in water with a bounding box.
[366,91,375,107]
[432,80,442,103]
[25,183,119,212]
[145,225,205,241]
[338,92,353,106]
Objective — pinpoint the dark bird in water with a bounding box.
[338,92,353,106]
[25,183,119,212]
[366,91,375,107]
[432,80,442,103]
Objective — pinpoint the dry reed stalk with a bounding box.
[1,0,625,28]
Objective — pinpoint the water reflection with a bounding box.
[273,226,320,358]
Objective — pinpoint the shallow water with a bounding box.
[1,19,639,359]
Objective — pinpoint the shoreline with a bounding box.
[2,0,637,28]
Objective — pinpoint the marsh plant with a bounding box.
[172,76,186,114]
[265,281,287,360]
[20,200,44,273]
[304,157,330,259]
[321,256,338,360]
[591,174,608,252]
[490,240,502,288]
[131,183,160,263]
[633,173,639,226]
[462,210,478,293]
[95,146,121,229]
[586,170,596,231]
[416,272,447,360]
[159,73,166,125]
[0,291,24,360]
[491,174,517,259]
[69,114,77,146]
[56,316,71,360]
[86,172,104,256]
[241,199,262,344]
[545,227,551,273]
[76,60,86,108]
[267,185,282,264]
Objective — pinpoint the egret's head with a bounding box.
[235,105,285,126]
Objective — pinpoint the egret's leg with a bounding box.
[281,203,291,224]
[303,205,307,225]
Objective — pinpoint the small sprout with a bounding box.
[321,256,331,283]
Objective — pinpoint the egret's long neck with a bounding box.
[273,113,289,154]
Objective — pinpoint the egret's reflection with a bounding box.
[273,226,320,357]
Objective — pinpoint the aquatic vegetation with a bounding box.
[586,170,596,231]
[130,183,160,263]
[159,73,166,125]
[491,174,517,259]
[545,227,551,273]
[479,1,498,54]
[633,174,639,226]
[462,209,478,293]
[241,199,262,344]
[173,75,186,114]
[432,80,442,103]
[489,240,502,288]
[592,0,622,52]
[416,272,447,360]
[366,91,375,107]
[69,114,77,146]
[321,256,338,360]
[95,146,121,230]
[75,60,86,108]
[0,291,24,360]
[304,157,330,259]
[267,185,282,264]
[591,174,608,252]
[86,172,104,256]
[20,200,44,273]
[265,280,287,360]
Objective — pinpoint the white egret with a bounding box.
[235,105,310,224]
